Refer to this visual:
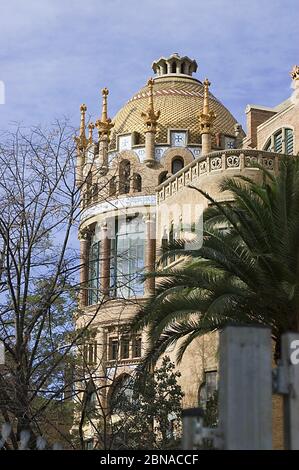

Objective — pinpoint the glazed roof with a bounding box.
[109,58,239,150]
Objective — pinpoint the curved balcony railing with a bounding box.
[157,148,283,204]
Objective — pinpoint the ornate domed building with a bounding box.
[74,54,299,448]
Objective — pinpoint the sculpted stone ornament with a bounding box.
[78,226,93,241]
[74,103,89,150]
[88,122,95,143]
[290,65,299,81]
[141,78,161,132]
[198,78,216,134]
[95,88,114,140]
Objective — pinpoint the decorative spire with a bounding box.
[141,78,161,132]
[290,65,299,81]
[75,104,88,150]
[198,78,216,135]
[95,88,114,139]
[88,122,94,143]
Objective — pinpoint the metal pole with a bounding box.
[219,325,272,449]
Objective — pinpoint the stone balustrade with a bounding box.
[157,148,283,204]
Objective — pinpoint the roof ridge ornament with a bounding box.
[141,78,161,132]
[95,88,114,140]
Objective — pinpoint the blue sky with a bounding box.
[0,0,298,132]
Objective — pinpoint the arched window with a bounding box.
[119,160,131,194]
[88,231,101,305]
[180,62,185,74]
[264,128,294,155]
[109,374,136,414]
[133,173,142,192]
[171,157,184,174]
[158,171,168,185]
[171,62,176,73]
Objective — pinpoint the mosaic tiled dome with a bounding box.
[109,54,239,150]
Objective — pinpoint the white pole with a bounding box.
[281,332,299,450]
[219,326,272,449]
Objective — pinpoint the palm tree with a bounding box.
[132,157,299,368]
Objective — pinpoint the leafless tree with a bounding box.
[0,121,114,449]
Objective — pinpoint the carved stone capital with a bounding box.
[78,226,92,240]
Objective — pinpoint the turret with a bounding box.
[152,52,197,77]
[75,104,88,186]
[198,78,216,154]
[95,88,114,174]
[141,78,160,167]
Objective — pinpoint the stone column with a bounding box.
[100,222,111,298]
[76,150,84,187]
[144,214,156,296]
[201,133,211,155]
[98,134,109,174]
[198,79,216,156]
[141,78,160,167]
[144,131,156,166]
[79,231,90,308]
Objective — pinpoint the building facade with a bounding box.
[74,54,299,447]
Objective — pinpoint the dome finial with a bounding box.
[95,88,114,139]
[203,78,211,114]
[152,53,198,77]
[141,78,161,132]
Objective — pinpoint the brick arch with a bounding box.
[160,147,194,174]
[110,150,140,171]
